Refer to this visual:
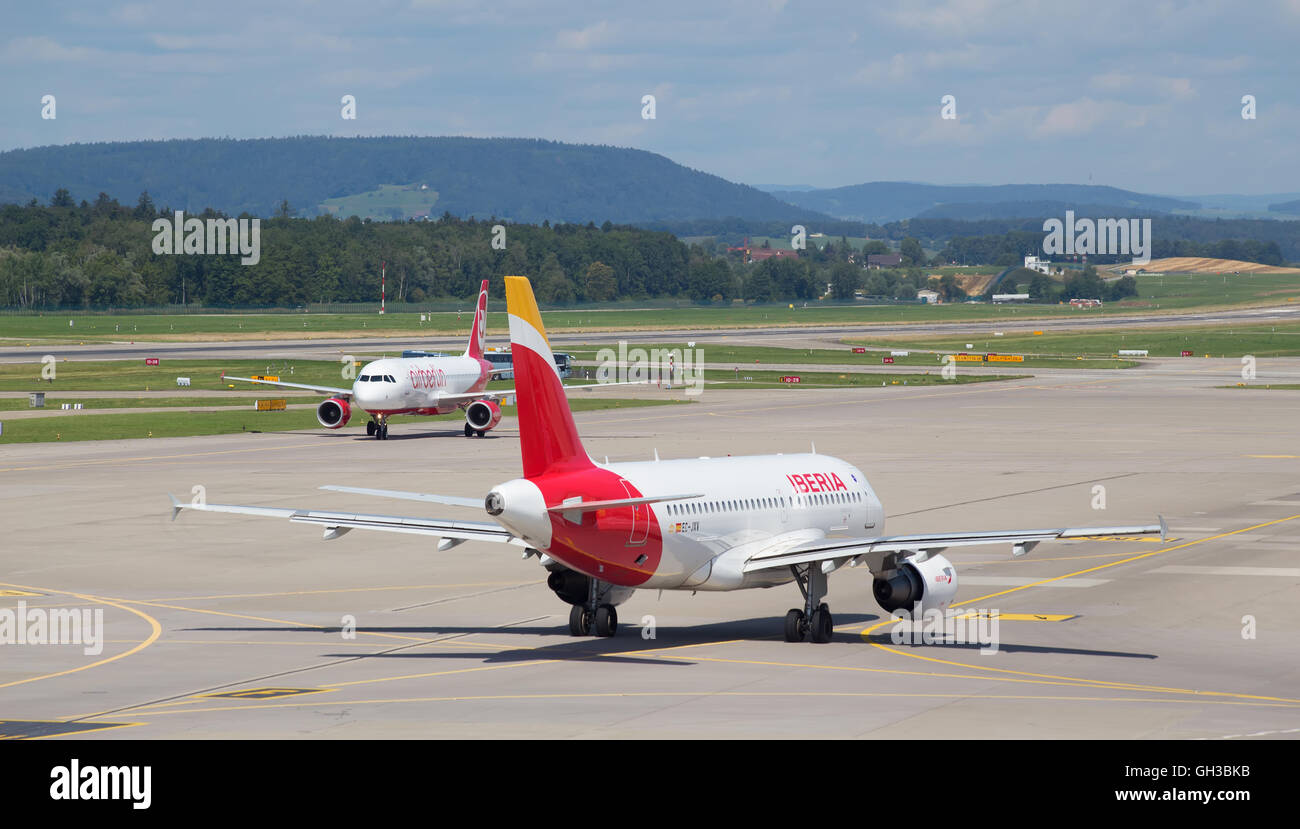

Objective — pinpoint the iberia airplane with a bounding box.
[175,276,1165,642]
[225,279,603,440]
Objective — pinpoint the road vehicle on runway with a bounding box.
[176,276,1165,641]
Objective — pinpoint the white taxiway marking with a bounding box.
[958,576,1111,588]
[1149,565,1300,578]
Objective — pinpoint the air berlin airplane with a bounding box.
[176,276,1165,642]
[226,279,603,440]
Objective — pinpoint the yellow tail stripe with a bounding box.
[504,276,549,347]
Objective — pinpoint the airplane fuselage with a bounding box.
[351,355,492,417]
[489,453,885,591]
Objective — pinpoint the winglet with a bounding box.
[1158,514,1168,542]
[169,493,184,521]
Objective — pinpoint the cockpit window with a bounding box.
[385,375,396,383]
[358,375,370,381]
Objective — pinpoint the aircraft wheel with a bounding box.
[784,609,806,642]
[366,421,376,436]
[594,605,618,637]
[379,425,389,440]
[476,430,486,438]
[568,604,591,636]
[810,607,834,644]
[464,423,473,437]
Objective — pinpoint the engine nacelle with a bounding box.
[465,399,502,431]
[546,569,590,606]
[545,567,634,607]
[316,397,351,429]
[872,553,958,616]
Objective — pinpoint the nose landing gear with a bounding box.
[368,417,389,440]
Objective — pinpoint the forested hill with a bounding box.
[0,136,827,225]
[779,182,1199,223]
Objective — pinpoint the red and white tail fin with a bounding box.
[464,279,489,360]
[504,276,592,478]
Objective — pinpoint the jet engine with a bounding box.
[545,567,634,607]
[465,399,502,432]
[316,397,352,428]
[872,552,958,616]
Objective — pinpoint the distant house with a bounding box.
[726,238,800,264]
[1024,255,1053,275]
[917,289,940,304]
[867,253,903,269]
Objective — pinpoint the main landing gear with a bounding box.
[464,423,486,438]
[367,418,390,440]
[784,563,833,643]
[568,578,618,637]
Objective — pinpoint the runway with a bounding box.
[1,303,1296,363]
[1,359,1298,738]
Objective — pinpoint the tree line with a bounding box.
[0,193,905,310]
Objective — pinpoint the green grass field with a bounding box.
[0,357,619,393]
[0,359,351,392]
[4,272,1296,343]
[0,397,684,444]
[699,368,1026,389]
[319,183,440,220]
[563,342,1134,370]
[848,321,1300,358]
[0,396,268,411]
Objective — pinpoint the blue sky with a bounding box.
[1,0,1297,195]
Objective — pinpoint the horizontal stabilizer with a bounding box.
[170,494,523,546]
[547,493,704,514]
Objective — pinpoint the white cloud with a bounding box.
[0,36,97,62]
[321,65,434,90]
[556,20,614,51]
[1090,72,1196,100]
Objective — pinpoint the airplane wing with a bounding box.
[169,494,524,549]
[436,379,648,405]
[319,485,483,509]
[743,519,1167,574]
[224,375,352,398]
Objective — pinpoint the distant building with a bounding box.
[867,253,903,269]
[917,289,940,304]
[1069,298,1102,308]
[1024,255,1053,275]
[726,238,799,264]
[992,293,1030,303]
